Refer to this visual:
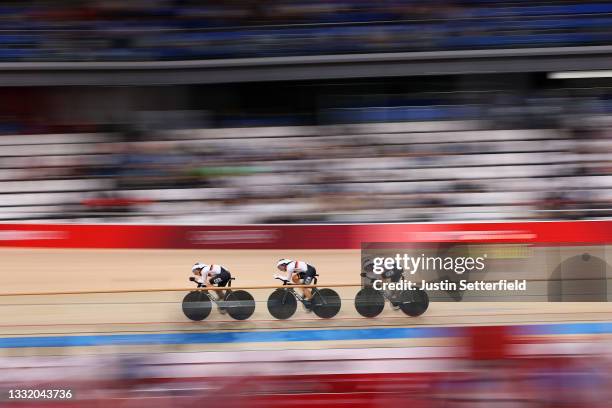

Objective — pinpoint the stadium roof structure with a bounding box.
[0,45,611,86]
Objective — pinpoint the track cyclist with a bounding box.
[362,257,404,309]
[190,262,232,312]
[275,259,317,310]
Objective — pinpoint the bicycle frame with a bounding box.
[276,277,320,305]
[197,278,234,306]
[361,273,404,298]
[381,289,397,302]
[279,285,307,304]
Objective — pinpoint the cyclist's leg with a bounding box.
[291,274,301,285]
[213,270,231,300]
[292,272,312,309]
[378,276,396,307]
[291,274,309,300]
[302,268,316,301]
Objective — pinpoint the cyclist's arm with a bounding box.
[207,265,224,285]
[200,265,214,285]
[284,263,296,282]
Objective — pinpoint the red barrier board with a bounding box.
[0,221,610,249]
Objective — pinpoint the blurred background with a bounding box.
[2,0,612,223]
[1,1,612,407]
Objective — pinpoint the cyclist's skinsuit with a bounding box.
[285,261,317,285]
[199,264,231,287]
[361,264,403,288]
[382,266,403,283]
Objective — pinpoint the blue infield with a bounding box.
[0,322,610,348]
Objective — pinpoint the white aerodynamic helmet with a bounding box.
[192,262,208,274]
[362,258,374,272]
[277,259,293,269]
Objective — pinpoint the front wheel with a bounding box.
[267,289,297,319]
[312,288,341,319]
[225,290,256,321]
[354,287,385,318]
[398,289,429,317]
[182,291,212,321]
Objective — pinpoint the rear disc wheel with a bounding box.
[225,290,256,320]
[312,288,341,319]
[399,289,429,317]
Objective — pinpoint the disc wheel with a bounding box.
[398,289,429,317]
[267,289,297,320]
[182,291,212,321]
[225,290,256,321]
[312,288,341,319]
[354,287,385,318]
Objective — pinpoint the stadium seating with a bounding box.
[2,96,612,223]
[1,1,612,61]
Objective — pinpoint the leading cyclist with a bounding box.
[190,262,232,303]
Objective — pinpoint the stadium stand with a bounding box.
[3,89,612,223]
[1,1,612,61]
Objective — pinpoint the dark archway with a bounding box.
[548,253,609,301]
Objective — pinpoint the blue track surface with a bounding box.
[1,322,610,349]
[515,321,612,336]
[0,326,457,348]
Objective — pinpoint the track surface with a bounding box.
[1,249,611,355]
[0,248,359,292]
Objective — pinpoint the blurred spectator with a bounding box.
[0,1,609,61]
[3,86,612,223]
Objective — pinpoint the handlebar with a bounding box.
[189,277,206,288]
[274,276,290,285]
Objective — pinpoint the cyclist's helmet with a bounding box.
[192,262,207,274]
[362,258,374,273]
[277,259,293,270]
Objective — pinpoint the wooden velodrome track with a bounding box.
[1,248,611,352]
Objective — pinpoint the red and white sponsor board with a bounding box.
[0,221,610,249]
